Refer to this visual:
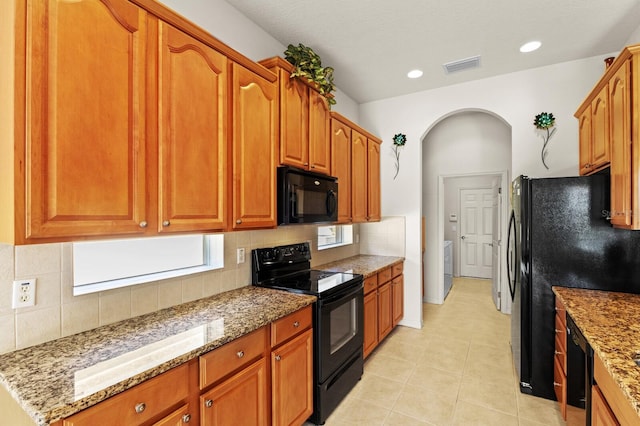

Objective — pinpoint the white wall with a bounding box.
[358,54,613,327]
[157,0,360,122]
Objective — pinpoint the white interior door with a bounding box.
[460,188,493,279]
[491,180,501,310]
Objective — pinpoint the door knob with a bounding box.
[461,236,466,240]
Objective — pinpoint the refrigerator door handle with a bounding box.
[506,210,517,301]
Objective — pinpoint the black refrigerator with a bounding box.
[508,174,640,401]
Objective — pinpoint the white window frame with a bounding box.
[317,224,353,250]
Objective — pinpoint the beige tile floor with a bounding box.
[318,277,566,425]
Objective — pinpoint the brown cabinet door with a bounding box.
[392,275,404,327]
[578,108,592,175]
[351,130,368,223]
[279,68,309,170]
[152,404,191,426]
[591,85,610,170]
[363,290,378,358]
[231,63,278,229]
[26,0,148,240]
[200,358,268,426]
[308,90,331,175]
[609,62,632,228]
[591,385,620,426]
[367,139,381,222]
[377,281,392,341]
[158,22,228,233]
[271,329,313,426]
[331,118,352,223]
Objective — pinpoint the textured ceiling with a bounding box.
[225,0,640,103]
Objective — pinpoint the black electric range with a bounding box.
[252,242,364,425]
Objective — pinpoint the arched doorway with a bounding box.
[421,110,512,313]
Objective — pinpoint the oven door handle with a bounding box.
[320,282,363,307]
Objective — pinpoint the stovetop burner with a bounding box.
[251,242,363,297]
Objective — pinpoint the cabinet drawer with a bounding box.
[271,305,312,348]
[378,267,392,284]
[363,275,378,295]
[63,363,190,426]
[392,263,403,278]
[200,326,267,389]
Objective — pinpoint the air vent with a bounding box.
[443,55,481,74]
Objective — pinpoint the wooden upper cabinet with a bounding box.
[578,108,592,175]
[26,0,149,240]
[351,130,368,223]
[330,118,352,223]
[278,67,309,170]
[158,22,228,233]
[591,85,610,168]
[231,63,278,229]
[259,57,331,175]
[367,139,381,222]
[308,89,331,174]
[609,61,632,228]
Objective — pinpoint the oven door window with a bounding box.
[318,286,363,383]
[329,298,357,354]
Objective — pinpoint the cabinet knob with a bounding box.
[293,321,300,328]
[275,355,281,361]
[237,350,244,358]
[182,414,191,423]
[236,219,242,224]
[553,382,562,387]
[205,399,213,408]
[139,221,148,228]
[135,402,146,414]
[162,220,170,226]
[554,350,562,355]
[554,329,562,333]
[310,164,315,168]
[304,162,309,166]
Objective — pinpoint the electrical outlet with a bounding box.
[237,248,245,264]
[12,279,36,308]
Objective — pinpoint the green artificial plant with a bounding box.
[284,43,336,106]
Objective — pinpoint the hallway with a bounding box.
[323,277,565,425]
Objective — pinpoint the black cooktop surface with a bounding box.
[256,269,361,296]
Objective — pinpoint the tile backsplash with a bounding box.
[0,225,363,354]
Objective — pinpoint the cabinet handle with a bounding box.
[554,350,563,355]
[293,321,300,328]
[237,350,244,358]
[162,220,170,226]
[205,399,213,408]
[182,414,191,423]
[139,221,148,228]
[553,382,562,387]
[310,164,315,168]
[135,402,146,414]
[236,219,242,224]
[304,162,309,166]
[554,329,562,333]
[275,355,281,361]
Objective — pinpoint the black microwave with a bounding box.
[277,166,338,225]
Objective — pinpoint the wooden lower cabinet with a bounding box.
[153,404,192,426]
[271,329,313,426]
[200,358,268,426]
[592,385,620,426]
[363,277,379,359]
[59,363,193,426]
[363,263,404,358]
[270,306,313,426]
[553,297,568,420]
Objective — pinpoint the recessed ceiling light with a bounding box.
[407,69,423,79]
[520,41,541,53]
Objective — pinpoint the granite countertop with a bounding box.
[0,286,316,426]
[552,286,640,417]
[316,254,404,278]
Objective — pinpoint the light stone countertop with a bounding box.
[316,254,404,278]
[553,286,640,418]
[0,286,316,425]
